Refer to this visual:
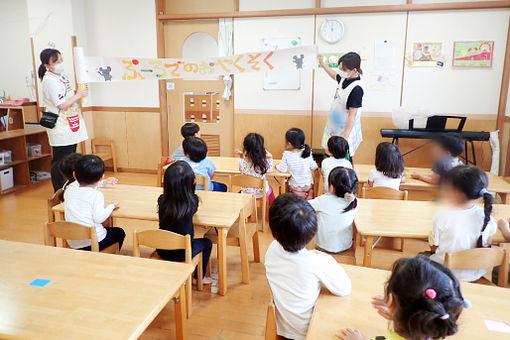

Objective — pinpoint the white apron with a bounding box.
[42,73,88,147]
[321,78,363,157]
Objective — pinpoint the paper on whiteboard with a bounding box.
[262,37,301,90]
[374,41,397,71]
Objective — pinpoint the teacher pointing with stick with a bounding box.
[318,52,364,163]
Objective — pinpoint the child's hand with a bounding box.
[411,172,421,179]
[498,218,510,231]
[318,53,325,65]
[336,328,365,340]
[104,177,118,186]
[111,201,120,209]
[234,149,243,156]
[371,295,392,320]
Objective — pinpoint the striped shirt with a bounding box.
[277,150,318,190]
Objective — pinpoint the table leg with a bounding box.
[174,284,188,340]
[281,178,287,193]
[238,220,249,284]
[363,236,375,267]
[217,227,228,296]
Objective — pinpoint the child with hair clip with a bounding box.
[429,165,497,282]
[309,167,359,253]
[368,142,405,191]
[337,256,468,340]
[277,128,318,200]
[235,133,275,205]
[157,160,213,284]
[322,136,352,193]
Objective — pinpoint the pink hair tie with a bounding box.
[425,288,437,299]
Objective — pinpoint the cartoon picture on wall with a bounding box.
[453,41,494,68]
[408,42,444,67]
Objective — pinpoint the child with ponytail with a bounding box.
[277,128,318,200]
[337,256,467,340]
[309,167,359,253]
[428,165,497,282]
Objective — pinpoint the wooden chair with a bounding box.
[157,156,170,187]
[132,229,203,318]
[230,174,267,231]
[445,247,509,288]
[308,222,358,265]
[201,134,220,156]
[265,300,286,340]
[195,174,209,191]
[44,221,119,254]
[205,196,260,283]
[361,186,408,251]
[47,188,64,222]
[91,137,117,173]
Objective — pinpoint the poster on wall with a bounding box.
[452,41,494,68]
[408,42,444,67]
[318,53,345,69]
[261,37,301,90]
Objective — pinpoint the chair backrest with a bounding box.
[201,134,220,156]
[91,137,112,148]
[445,247,509,287]
[157,156,170,187]
[44,221,99,252]
[47,188,64,222]
[230,174,265,191]
[133,229,192,263]
[265,300,278,340]
[362,186,408,200]
[195,174,209,191]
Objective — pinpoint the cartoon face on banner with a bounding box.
[75,45,318,83]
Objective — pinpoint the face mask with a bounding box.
[337,70,351,79]
[52,63,65,74]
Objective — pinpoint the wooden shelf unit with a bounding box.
[0,125,51,195]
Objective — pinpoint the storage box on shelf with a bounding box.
[0,125,51,194]
[0,106,25,132]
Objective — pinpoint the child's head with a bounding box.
[243,133,268,175]
[183,136,207,162]
[285,127,311,158]
[385,256,464,340]
[433,133,464,159]
[329,166,359,212]
[269,193,317,253]
[181,123,200,138]
[74,155,105,185]
[326,136,349,159]
[59,152,83,182]
[441,165,492,247]
[160,160,197,222]
[338,52,363,76]
[375,142,404,179]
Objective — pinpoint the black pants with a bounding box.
[77,227,126,251]
[51,144,77,191]
[156,238,212,277]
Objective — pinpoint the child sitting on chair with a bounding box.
[64,155,125,251]
[265,193,351,340]
[321,136,352,194]
[411,133,464,185]
[171,122,200,161]
[59,153,118,193]
[368,142,405,191]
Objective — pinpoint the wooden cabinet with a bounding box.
[0,125,51,194]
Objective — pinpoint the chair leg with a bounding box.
[400,238,405,252]
[253,231,261,263]
[186,276,192,318]
[197,254,204,291]
[262,200,267,232]
[112,155,117,173]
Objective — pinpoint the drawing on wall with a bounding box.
[318,53,345,69]
[453,41,494,68]
[374,40,397,71]
[408,42,444,67]
[261,37,302,90]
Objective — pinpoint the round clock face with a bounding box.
[320,19,344,44]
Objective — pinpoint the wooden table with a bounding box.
[0,240,193,340]
[307,264,510,340]
[354,164,510,203]
[356,199,510,267]
[52,184,253,296]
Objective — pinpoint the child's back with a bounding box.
[182,136,216,190]
[278,150,317,189]
[369,142,404,190]
[321,136,351,193]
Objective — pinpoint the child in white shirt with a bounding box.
[309,166,359,253]
[368,142,404,191]
[64,155,125,251]
[429,165,497,282]
[277,128,318,200]
[321,136,352,193]
[265,193,351,340]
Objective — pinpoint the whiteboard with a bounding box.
[262,37,301,90]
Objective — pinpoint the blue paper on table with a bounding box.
[29,278,51,287]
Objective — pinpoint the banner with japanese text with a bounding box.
[74,45,318,83]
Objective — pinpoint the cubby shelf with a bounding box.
[0,125,51,195]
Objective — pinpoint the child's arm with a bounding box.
[98,177,118,188]
[411,172,440,185]
[318,54,338,81]
[313,250,352,296]
[498,218,510,242]
[234,149,244,158]
[336,328,366,340]
[92,193,117,224]
[276,153,288,173]
[400,174,406,183]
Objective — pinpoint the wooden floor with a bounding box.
[0,173,429,339]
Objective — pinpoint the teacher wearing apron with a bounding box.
[318,52,364,162]
[38,48,88,191]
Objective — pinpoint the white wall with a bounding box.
[402,9,510,115]
[239,0,315,11]
[0,0,35,100]
[233,16,315,111]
